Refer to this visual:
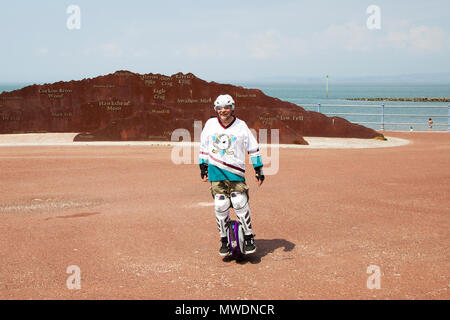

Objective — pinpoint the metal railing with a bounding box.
[301,103,450,132]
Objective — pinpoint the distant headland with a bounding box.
[346,97,450,102]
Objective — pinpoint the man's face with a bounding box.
[216,105,233,122]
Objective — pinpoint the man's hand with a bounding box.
[199,163,208,182]
[255,166,265,187]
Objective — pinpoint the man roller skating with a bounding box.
[199,94,265,256]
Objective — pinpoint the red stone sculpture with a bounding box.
[0,70,383,144]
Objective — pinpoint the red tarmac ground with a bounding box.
[0,131,448,299]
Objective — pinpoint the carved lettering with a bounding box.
[107,106,122,111]
[153,88,166,100]
[39,88,72,99]
[142,74,158,80]
[259,115,278,126]
[177,98,198,103]
[175,97,211,104]
[115,71,134,77]
[2,116,22,121]
[175,74,194,79]
[93,84,115,88]
[153,88,165,94]
[259,116,278,121]
[178,79,191,85]
[200,97,211,103]
[152,109,170,114]
[235,93,256,98]
[52,112,73,118]
[48,94,64,99]
[98,101,131,107]
[259,114,303,124]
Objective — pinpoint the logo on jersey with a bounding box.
[212,133,236,156]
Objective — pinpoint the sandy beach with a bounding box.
[0,131,448,299]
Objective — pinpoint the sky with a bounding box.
[0,0,449,83]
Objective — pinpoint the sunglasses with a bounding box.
[215,105,233,111]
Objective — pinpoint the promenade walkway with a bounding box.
[0,131,448,299]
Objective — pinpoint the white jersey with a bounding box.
[199,117,262,178]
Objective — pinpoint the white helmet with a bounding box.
[214,94,235,111]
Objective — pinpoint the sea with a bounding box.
[2,82,449,132]
[237,82,450,132]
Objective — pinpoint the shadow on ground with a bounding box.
[222,238,296,264]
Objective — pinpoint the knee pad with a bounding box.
[230,191,248,210]
[214,194,230,237]
[214,194,231,213]
[231,192,253,235]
